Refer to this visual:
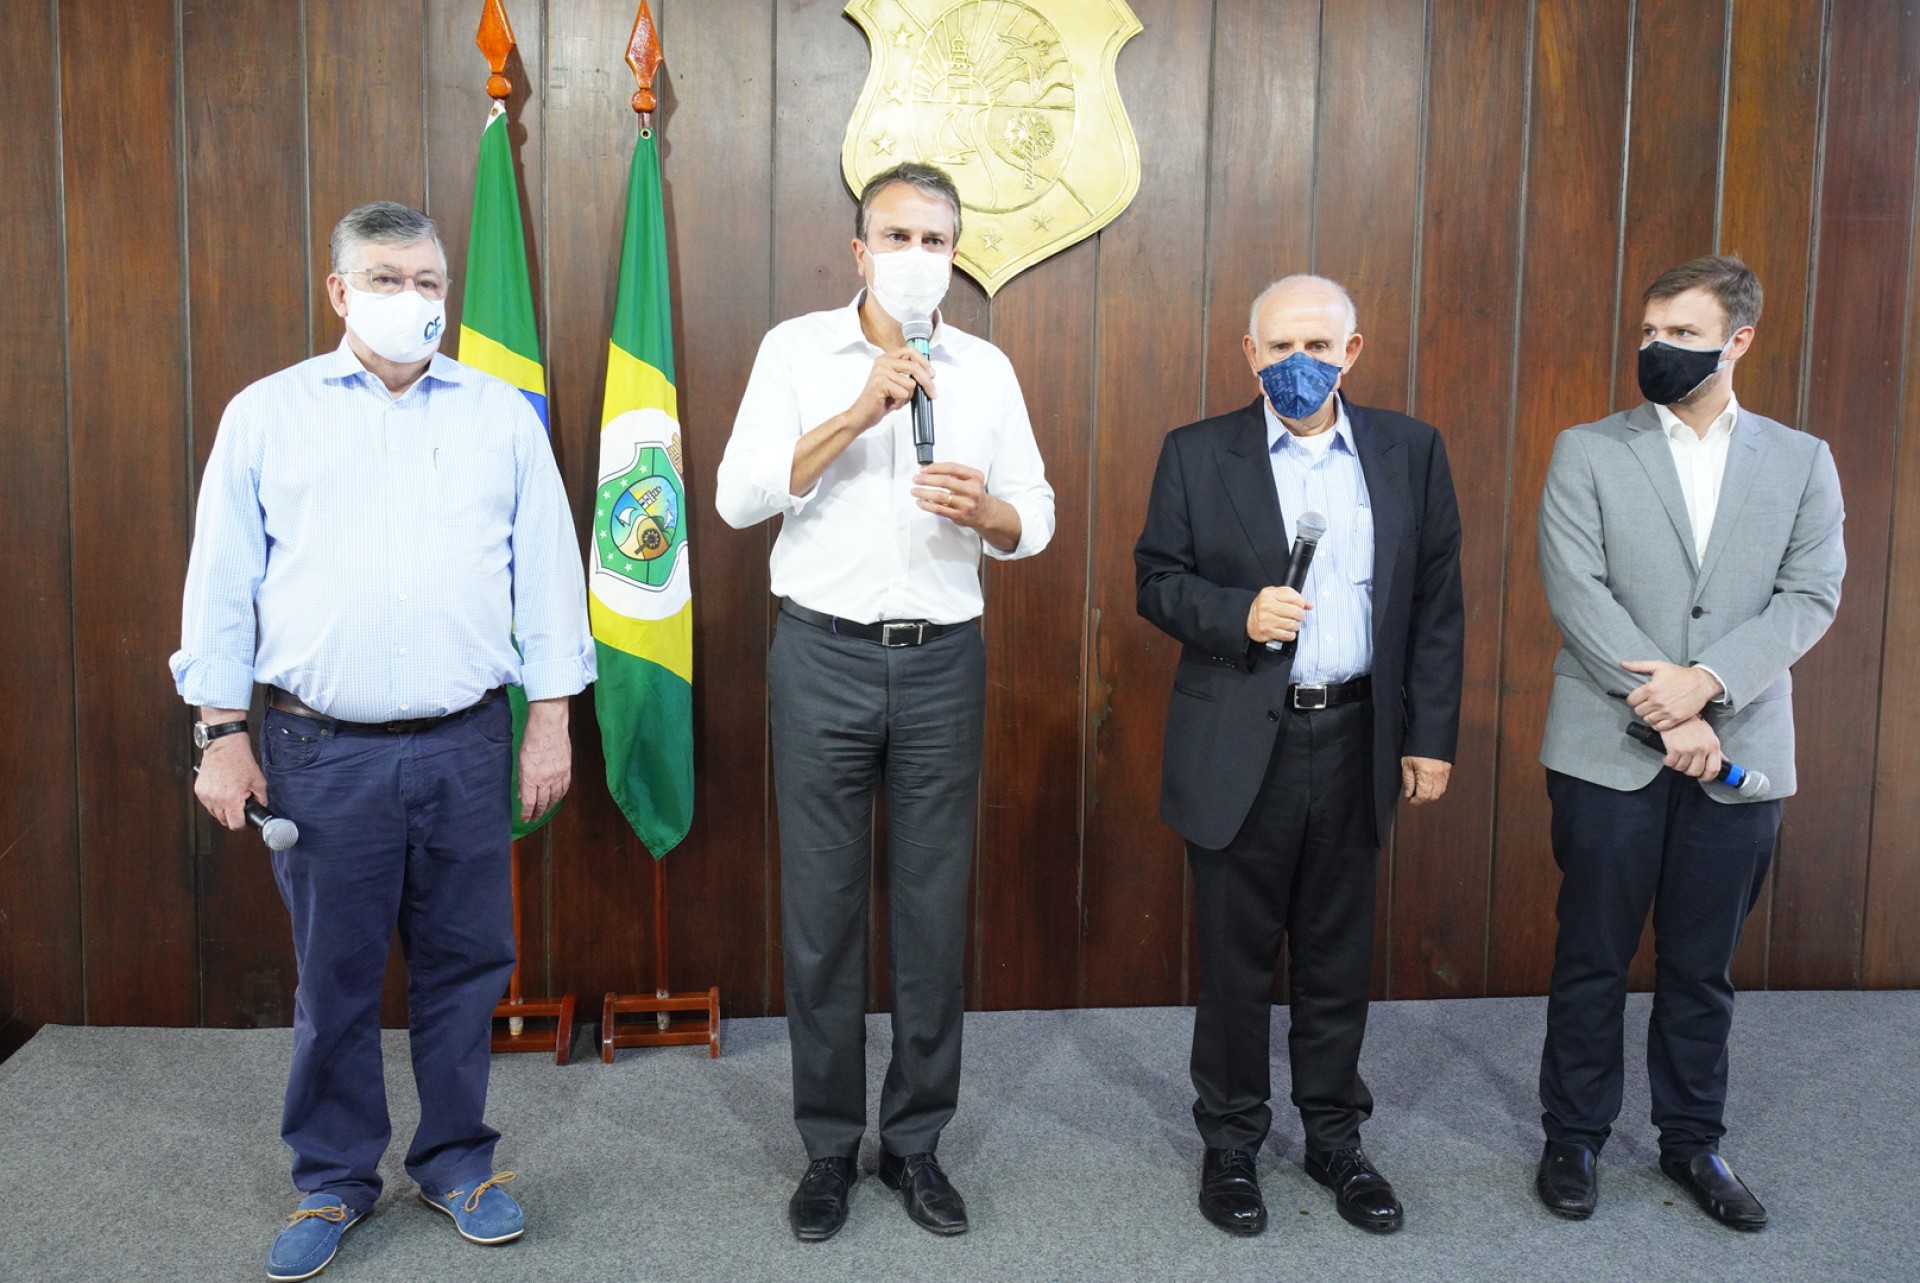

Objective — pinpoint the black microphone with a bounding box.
[904,314,935,466]
[1265,509,1329,654]
[193,766,300,849]
[1625,721,1770,798]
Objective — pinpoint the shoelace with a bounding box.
[446,1170,516,1214]
[286,1204,350,1226]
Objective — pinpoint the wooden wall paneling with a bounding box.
[182,0,313,1028]
[1612,0,1729,994]
[1080,0,1215,1008]
[1771,0,1919,989]
[1311,0,1428,999]
[1486,0,1632,996]
[656,0,778,1015]
[0,0,84,1056]
[59,0,197,1024]
[542,0,662,1008]
[1714,0,1824,991]
[1864,105,1920,988]
[972,240,1097,1011]
[1396,0,1533,1000]
[770,0,874,1014]
[1200,0,1320,419]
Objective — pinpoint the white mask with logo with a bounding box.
[345,286,447,364]
[867,247,953,323]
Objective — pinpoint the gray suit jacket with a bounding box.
[1537,402,1844,801]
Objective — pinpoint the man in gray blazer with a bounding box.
[1531,256,1844,1231]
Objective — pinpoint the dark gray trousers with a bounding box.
[768,609,985,1161]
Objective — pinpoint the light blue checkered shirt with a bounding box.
[1264,396,1374,685]
[171,340,595,721]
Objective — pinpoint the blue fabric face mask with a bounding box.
[1258,351,1344,421]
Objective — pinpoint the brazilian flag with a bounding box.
[588,124,693,858]
[460,100,555,840]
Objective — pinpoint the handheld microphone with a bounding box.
[193,766,300,849]
[903,314,935,466]
[1625,721,1770,798]
[1264,509,1329,655]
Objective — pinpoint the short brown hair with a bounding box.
[1643,255,1762,337]
[855,162,962,243]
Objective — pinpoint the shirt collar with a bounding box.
[320,336,468,391]
[1264,393,1356,457]
[1655,391,1739,444]
[837,290,953,358]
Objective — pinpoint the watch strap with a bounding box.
[196,719,249,748]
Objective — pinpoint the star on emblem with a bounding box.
[885,80,905,103]
[894,25,913,47]
[1030,212,1052,232]
[980,229,1004,253]
[873,134,896,157]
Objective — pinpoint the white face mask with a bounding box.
[344,285,447,364]
[866,247,953,323]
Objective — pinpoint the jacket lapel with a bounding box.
[1350,399,1405,636]
[1215,399,1292,585]
[1693,408,1767,591]
[1625,403,1700,573]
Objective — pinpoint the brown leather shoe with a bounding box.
[878,1151,968,1235]
[1199,1147,1267,1236]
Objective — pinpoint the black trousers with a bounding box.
[1187,698,1378,1155]
[768,610,985,1162]
[1538,768,1780,1158]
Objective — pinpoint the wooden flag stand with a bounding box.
[598,4,719,1063]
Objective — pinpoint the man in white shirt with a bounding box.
[1532,257,1845,1230]
[715,162,1054,1243]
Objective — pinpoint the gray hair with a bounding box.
[1247,274,1359,341]
[855,162,963,243]
[329,201,444,274]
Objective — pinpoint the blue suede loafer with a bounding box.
[266,1193,362,1282]
[418,1171,525,1244]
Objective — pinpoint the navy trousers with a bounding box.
[1539,767,1781,1159]
[261,696,517,1213]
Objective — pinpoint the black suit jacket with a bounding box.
[1134,395,1465,850]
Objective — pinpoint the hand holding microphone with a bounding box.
[1625,721,1770,798]
[1261,510,1328,654]
[193,762,300,850]
[903,314,936,465]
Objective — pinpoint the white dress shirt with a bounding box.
[715,296,1055,623]
[1656,392,1739,562]
[1263,396,1373,684]
[171,340,595,721]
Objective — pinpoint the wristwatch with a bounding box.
[193,719,249,749]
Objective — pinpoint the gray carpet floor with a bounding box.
[0,993,1914,1282]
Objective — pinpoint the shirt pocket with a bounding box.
[1347,499,1375,587]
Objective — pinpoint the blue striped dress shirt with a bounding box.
[1264,396,1374,685]
[171,340,595,722]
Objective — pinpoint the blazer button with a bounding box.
[1267,709,1280,722]
[1691,606,1705,618]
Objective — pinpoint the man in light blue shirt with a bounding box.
[172,201,593,1281]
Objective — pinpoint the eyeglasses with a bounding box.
[344,267,450,302]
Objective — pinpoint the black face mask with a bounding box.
[1637,339,1727,405]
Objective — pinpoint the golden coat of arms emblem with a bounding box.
[842,0,1144,297]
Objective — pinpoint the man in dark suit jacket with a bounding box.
[1135,275,1464,1238]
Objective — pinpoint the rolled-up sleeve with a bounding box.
[170,395,267,709]
[983,360,1054,561]
[511,410,596,699]
[716,329,815,527]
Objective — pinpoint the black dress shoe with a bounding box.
[1535,1140,1598,1218]
[788,1156,856,1242]
[1305,1147,1404,1233]
[1198,1147,1267,1236]
[878,1151,969,1235]
[1660,1151,1767,1231]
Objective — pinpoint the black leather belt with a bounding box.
[781,601,971,648]
[1287,674,1371,711]
[269,686,502,734]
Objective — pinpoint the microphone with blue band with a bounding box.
[1625,720,1770,798]
[1264,509,1329,655]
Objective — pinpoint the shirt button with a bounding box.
[397,593,408,601]
[1691,606,1704,618]
[399,704,410,712]
[397,647,408,656]
[1267,709,1280,722]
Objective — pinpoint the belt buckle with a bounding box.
[1292,684,1329,711]
[881,621,925,648]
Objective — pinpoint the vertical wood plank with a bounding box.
[1772,0,1919,989]
[1397,0,1532,1000]
[657,0,778,1015]
[61,0,197,1025]
[182,0,313,1027]
[1081,0,1215,1008]
[1487,0,1632,996]
[1715,0,1824,991]
[0,0,84,1055]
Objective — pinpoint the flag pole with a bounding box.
[598,0,719,1061]
[472,0,576,1063]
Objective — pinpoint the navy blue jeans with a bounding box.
[261,696,516,1212]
